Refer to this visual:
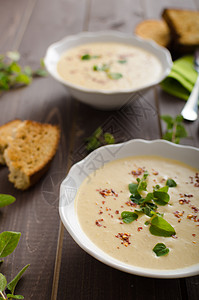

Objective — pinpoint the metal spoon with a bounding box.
[181,49,199,121]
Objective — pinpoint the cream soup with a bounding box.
[57,42,162,91]
[75,156,199,270]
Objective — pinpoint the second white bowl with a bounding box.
[44,31,172,110]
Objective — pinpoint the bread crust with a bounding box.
[135,19,170,48]
[0,119,22,164]
[3,120,60,190]
[162,8,199,54]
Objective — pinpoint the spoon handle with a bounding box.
[181,75,199,121]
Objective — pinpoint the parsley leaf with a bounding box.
[149,215,176,237]
[121,211,138,223]
[81,54,100,60]
[153,243,169,257]
[153,186,170,206]
[0,194,16,208]
[166,178,177,187]
[107,72,123,80]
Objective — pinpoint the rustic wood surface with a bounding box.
[0,0,199,299]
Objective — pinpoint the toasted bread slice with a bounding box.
[135,19,170,48]
[4,120,60,190]
[0,120,23,165]
[162,8,199,53]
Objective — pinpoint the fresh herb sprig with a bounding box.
[0,231,30,300]
[0,51,47,92]
[85,127,115,152]
[161,115,188,144]
[0,195,29,299]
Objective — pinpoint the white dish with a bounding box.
[59,139,199,278]
[44,31,172,110]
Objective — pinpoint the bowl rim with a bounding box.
[44,30,173,95]
[59,139,199,278]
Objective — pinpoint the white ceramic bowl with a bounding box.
[44,31,172,110]
[59,139,199,278]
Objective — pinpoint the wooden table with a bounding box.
[0,0,199,299]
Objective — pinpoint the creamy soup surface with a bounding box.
[57,42,162,91]
[75,155,199,270]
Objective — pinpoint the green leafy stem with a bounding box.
[161,115,188,144]
[0,231,29,299]
[85,126,115,152]
[0,194,29,299]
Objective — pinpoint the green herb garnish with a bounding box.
[85,127,115,152]
[92,59,123,80]
[121,211,138,224]
[149,215,176,237]
[93,63,110,72]
[137,171,149,194]
[118,59,127,64]
[0,52,47,92]
[161,115,188,144]
[166,178,177,187]
[81,54,100,60]
[107,72,123,80]
[153,243,169,257]
[153,186,170,206]
[122,171,177,243]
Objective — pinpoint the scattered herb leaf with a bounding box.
[0,194,16,208]
[7,265,30,296]
[0,51,47,92]
[121,211,138,223]
[153,243,169,257]
[85,127,115,152]
[104,132,115,144]
[166,178,177,187]
[0,232,21,258]
[5,294,24,299]
[161,115,188,144]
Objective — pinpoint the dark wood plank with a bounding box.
[0,0,37,52]
[0,0,87,299]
